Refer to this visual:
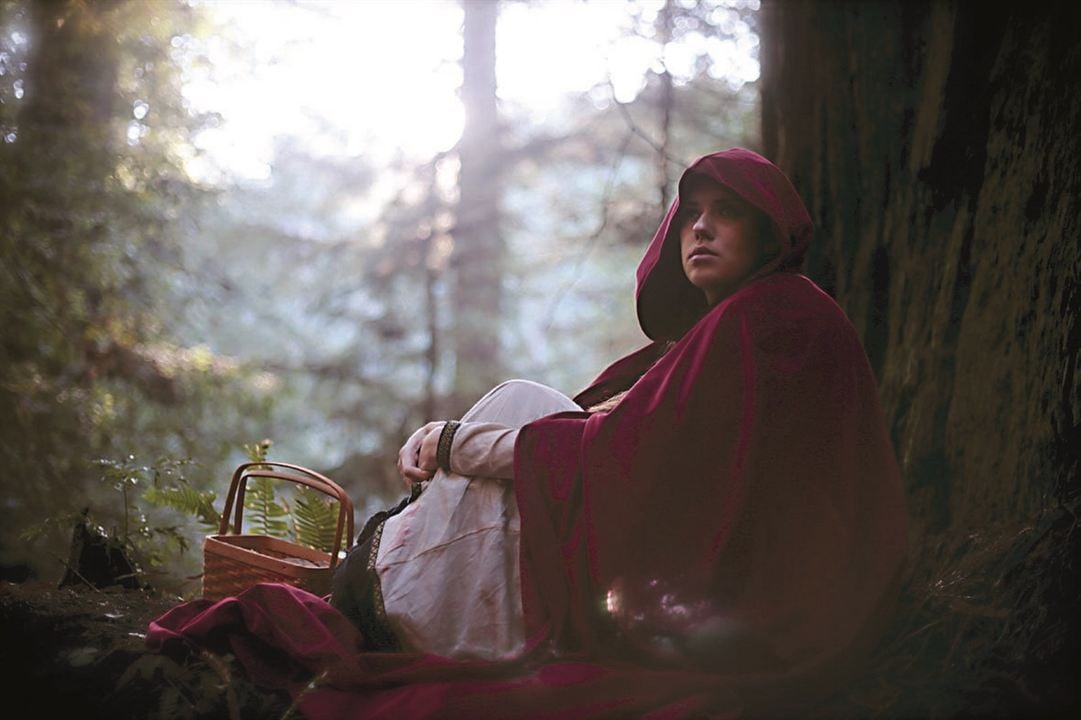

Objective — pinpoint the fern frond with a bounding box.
[144,485,221,533]
[243,475,290,538]
[293,486,339,552]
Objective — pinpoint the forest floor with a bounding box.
[1,556,1076,720]
[0,579,289,719]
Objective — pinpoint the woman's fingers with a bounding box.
[398,422,441,486]
[401,465,434,483]
[418,425,442,472]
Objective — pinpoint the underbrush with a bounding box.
[826,492,1080,719]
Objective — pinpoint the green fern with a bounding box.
[243,475,291,538]
[134,439,341,550]
[143,484,221,533]
[236,438,289,538]
[243,438,273,465]
[293,486,339,553]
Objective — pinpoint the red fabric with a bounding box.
[516,147,907,709]
[517,274,907,689]
[635,147,814,341]
[146,148,907,718]
[148,583,741,719]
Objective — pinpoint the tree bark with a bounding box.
[451,0,504,412]
[761,0,1080,534]
[655,0,675,211]
[0,0,125,567]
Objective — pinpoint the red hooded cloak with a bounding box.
[515,147,907,701]
[147,149,907,718]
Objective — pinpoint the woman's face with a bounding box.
[678,176,773,306]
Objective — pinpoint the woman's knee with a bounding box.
[490,378,557,396]
[462,379,578,425]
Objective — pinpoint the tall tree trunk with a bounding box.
[0,0,122,564]
[760,5,1080,712]
[5,0,119,357]
[451,0,504,412]
[761,0,1080,533]
[655,0,675,211]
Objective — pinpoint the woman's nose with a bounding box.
[692,212,710,236]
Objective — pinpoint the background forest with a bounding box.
[0,0,760,588]
[1,1,1078,717]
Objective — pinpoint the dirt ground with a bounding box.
[2,567,1075,719]
[0,580,289,719]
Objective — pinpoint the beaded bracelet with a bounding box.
[436,420,461,473]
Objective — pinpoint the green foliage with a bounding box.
[0,0,277,582]
[115,651,290,720]
[240,438,291,538]
[207,439,340,553]
[293,486,339,553]
[244,438,273,464]
[243,475,292,539]
[93,454,207,572]
[142,484,221,534]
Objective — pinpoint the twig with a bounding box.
[542,130,633,333]
[200,650,242,720]
[606,77,688,170]
[280,669,329,720]
[50,550,104,594]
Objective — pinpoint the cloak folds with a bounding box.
[517,273,908,699]
[516,149,907,711]
[146,149,908,718]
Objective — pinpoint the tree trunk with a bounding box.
[760,0,1080,534]
[451,0,504,412]
[0,0,123,566]
[655,0,675,211]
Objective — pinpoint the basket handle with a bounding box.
[219,461,355,570]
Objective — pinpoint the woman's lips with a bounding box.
[688,247,718,259]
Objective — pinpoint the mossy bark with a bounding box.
[760,0,1081,535]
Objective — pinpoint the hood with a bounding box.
[635,148,814,340]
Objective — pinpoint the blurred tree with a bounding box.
[502,0,762,393]
[451,0,504,412]
[0,0,273,582]
[0,0,133,570]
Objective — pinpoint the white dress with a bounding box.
[374,380,580,659]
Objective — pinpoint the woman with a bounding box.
[152,148,908,717]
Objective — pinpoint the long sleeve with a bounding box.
[449,421,519,479]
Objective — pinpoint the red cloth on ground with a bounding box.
[146,149,908,718]
[148,583,737,719]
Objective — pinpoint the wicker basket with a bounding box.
[203,461,355,600]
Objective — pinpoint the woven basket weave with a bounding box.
[203,461,354,600]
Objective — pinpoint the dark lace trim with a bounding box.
[366,519,394,646]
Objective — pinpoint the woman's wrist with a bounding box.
[435,420,461,473]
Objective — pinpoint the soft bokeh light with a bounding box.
[184,0,759,181]
[185,0,466,180]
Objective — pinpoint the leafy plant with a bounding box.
[240,439,291,538]
[115,650,290,720]
[293,486,339,553]
[18,454,211,587]
[95,454,206,569]
[143,483,221,534]
[233,438,341,553]
[41,438,345,589]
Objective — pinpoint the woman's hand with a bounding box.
[397,421,445,487]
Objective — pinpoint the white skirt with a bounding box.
[374,380,580,659]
